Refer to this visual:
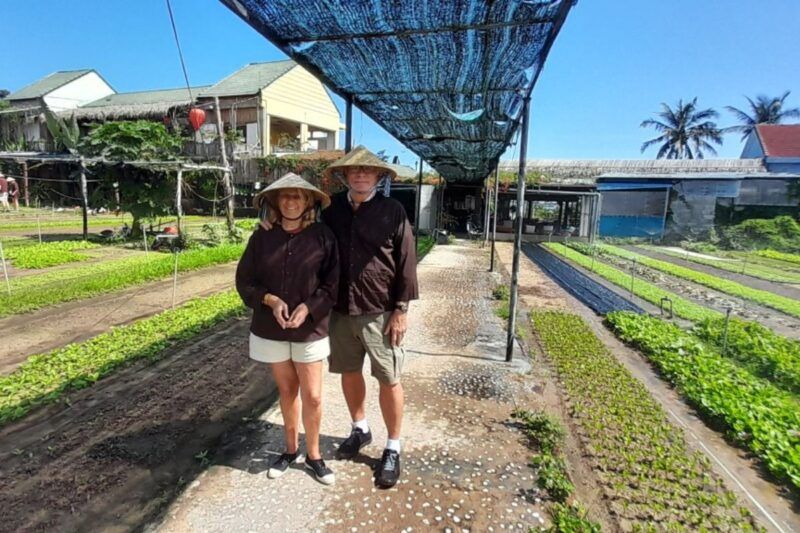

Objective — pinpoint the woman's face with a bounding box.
[277,188,309,219]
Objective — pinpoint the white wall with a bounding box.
[43,72,114,112]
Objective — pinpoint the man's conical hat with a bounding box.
[253,172,331,210]
[322,145,397,182]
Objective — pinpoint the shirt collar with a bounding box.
[347,189,377,208]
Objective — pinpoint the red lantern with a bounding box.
[188,108,206,131]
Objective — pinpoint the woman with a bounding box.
[236,172,339,485]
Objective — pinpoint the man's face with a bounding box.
[346,166,380,195]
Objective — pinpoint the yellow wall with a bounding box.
[261,66,340,131]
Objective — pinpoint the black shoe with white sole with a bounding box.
[267,451,300,479]
[305,458,336,485]
[336,427,372,459]
[375,449,401,488]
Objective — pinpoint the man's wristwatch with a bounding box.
[395,301,409,313]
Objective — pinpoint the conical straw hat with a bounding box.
[322,145,398,182]
[253,172,331,210]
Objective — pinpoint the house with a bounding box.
[742,124,800,173]
[193,60,342,157]
[0,69,114,150]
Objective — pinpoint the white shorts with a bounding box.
[0,193,7,203]
[249,333,330,364]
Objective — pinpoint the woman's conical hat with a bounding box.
[253,172,331,210]
[322,145,398,182]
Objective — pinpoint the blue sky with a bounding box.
[2,0,799,167]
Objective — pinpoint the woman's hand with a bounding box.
[264,294,290,329]
[286,303,309,329]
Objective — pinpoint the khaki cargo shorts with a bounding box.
[329,311,405,385]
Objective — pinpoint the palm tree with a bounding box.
[640,98,723,159]
[725,91,800,141]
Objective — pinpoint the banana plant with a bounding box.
[43,107,80,154]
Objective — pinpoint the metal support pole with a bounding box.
[0,242,10,296]
[142,227,149,257]
[489,165,500,272]
[36,216,42,244]
[415,157,423,252]
[482,177,491,247]
[721,307,732,356]
[345,96,353,153]
[79,157,89,240]
[629,258,637,297]
[506,96,530,362]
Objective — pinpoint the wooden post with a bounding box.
[22,162,30,207]
[0,242,10,296]
[506,96,531,362]
[79,157,89,240]
[175,167,184,234]
[214,96,236,232]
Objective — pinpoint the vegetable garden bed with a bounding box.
[0,290,246,425]
[607,311,800,493]
[530,310,758,530]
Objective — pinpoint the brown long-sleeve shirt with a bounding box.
[235,223,339,342]
[321,191,418,315]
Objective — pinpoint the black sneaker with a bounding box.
[305,457,336,485]
[267,451,300,479]
[375,449,401,488]
[336,427,372,459]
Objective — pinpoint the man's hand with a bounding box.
[264,294,290,329]
[286,303,309,329]
[383,310,408,347]
[259,219,273,231]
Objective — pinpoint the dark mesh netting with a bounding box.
[218,0,573,183]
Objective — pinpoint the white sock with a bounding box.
[386,439,401,453]
[352,419,369,433]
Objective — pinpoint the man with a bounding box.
[7,177,19,211]
[321,146,418,488]
[0,172,9,211]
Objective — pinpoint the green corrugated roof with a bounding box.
[81,86,210,108]
[7,70,94,100]
[199,60,296,97]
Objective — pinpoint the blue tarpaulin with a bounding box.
[218,0,574,183]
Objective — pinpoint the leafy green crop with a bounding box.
[544,243,720,322]
[607,311,800,492]
[597,244,800,319]
[643,245,800,283]
[756,249,800,266]
[547,503,601,533]
[693,317,800,396]
[0,243,244,316]
[0,290,245,425]
[531,310,758,530]
[5,240,99,269]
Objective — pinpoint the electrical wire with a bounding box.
[165,0,194,102]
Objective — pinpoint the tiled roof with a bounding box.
[756,124,800,157]
[199,60,296,97]
[7,70,94,100]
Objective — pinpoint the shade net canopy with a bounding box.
[219,0,574,183]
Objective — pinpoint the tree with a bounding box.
[640,98,723,159]
[725,91,800,141]
[80,121,184,236]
